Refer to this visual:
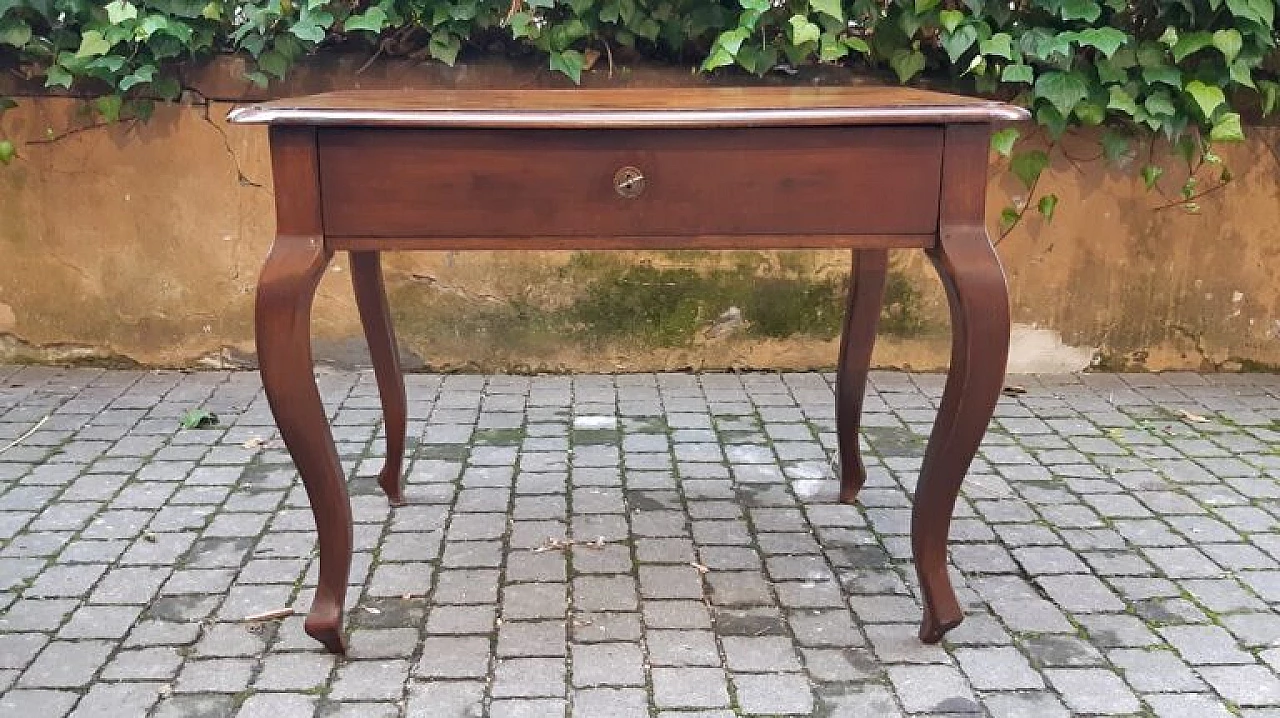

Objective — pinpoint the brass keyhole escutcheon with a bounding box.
[613,166,646,199]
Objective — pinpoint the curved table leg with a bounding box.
[912,122,1011,644]
[257,236,352,654]
[350,251,407,506]
[835,249,888,504]
[913,227,1009,643]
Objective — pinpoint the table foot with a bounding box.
[919,605,965,644]
[256,235,354,655]
[351,250,408,506]
[836,249,888,504]
[304,595,348,655]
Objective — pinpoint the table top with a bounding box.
[227,86,1028,128]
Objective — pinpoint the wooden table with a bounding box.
[229,87,1027,654]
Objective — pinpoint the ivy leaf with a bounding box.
[1073,27,1126,57]
[810,0,844,21]
[118,64,156,91]
[1209,112,1244,142]
[344,7,387,32]
[1037,194,1059,221]
[819,33,848,61]
[980,32,1012,59]
[1106,85,1138,115]
[45,65,72,89]
[75,30,112,58]
[939,9,965,33]
[890,48,926,84]
[1211,29,1242,63]
[0,140,14,166]
[94,94,123,122]
[788,15,821,46]
[1035,104,1068,139]
[1141,165,1163,189]
[940,24,977,63]
[1034,71,1088,116]
[1100,130,1131,163]
[1011,149,1049,189]
[844,36,870,55]
[1074,101,1104,125]
[429,31,461,66]
[1229,60,1254,88]
[1143,90,1176,117]
[257,50,288,79]
[550,49,585,83]
[1260,80,1279,117]
[289,21,326,42]
[0,16,30,46]
[179,409,219,429]
[990,127,1019,157]
[1141,65,1181,87]
[1170,31,1212,62]
[1184,80,1225,119]
[105,0,138,24]
[1059,0,1101,21]
[1001,64,1034,84]
[915,0,941,14]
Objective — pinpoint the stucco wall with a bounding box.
[1,58,1277,372]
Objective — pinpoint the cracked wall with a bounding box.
[0,63,1277,372]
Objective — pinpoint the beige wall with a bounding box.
[1,58,1277,372]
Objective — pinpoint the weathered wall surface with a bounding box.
[1,58,1277,372]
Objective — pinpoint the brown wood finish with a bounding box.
[255,126,351,655]
[914,123,1011,643]
[229,86,1026,127]
[319,127,942,239]
[350,251,408,506]
[239,88,1025,653]
[836,250,888,504]
[328,233,936,252]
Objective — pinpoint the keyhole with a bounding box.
[614,166,646,199]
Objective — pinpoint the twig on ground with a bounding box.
[0,415,48,455]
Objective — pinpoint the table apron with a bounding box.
[316,126,945,240]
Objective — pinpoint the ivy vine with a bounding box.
[0,0,1276,220]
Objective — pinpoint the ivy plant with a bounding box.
[0,0,1275,218]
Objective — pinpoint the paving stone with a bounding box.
[651,666,730,709]
[0,689,79,718]
[18,640,113,688]
[101,647,183,680]
[571,642,645,687]
[572,688,648,718]
[329,659,410,701]
[887,664,979,713]
[1197,664,1280,706]
[1159,625,1254,664]
[236,693,318,718]
[954,647,1044,690]
[982,691,1071,718]
[720,635,802,672]
[1144,692,1235,718]
[1045,668,1141,714]
[491,657,566,698]
[254,652,336,690]
[405,680,486,718]
[732,672,815,715]
[1108,647,1205,692]
[174,658,255,693]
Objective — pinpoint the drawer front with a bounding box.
[318,126,943,239]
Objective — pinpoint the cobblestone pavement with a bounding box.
[0,366,1278,717]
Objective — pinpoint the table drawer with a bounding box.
[318,126,943,239]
